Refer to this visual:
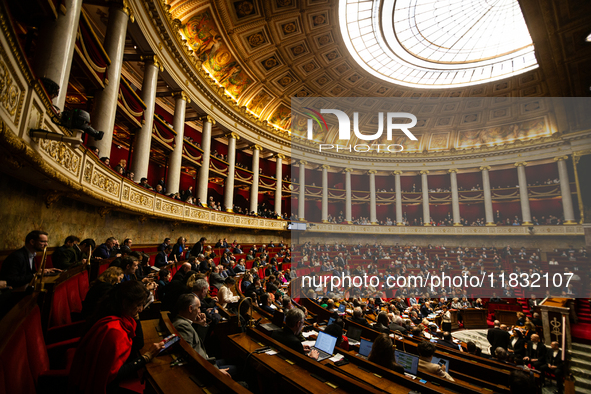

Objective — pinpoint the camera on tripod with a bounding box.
[60,109,104,141]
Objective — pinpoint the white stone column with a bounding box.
[298,161,307,221]
[321,165,330,222]
[449,169,462,226]
[369,170,377,224]
[480,166,495,226]
[166,92,189,195]
[130,56,161,181]
[89,4,132,156]
[274,154,284,217]
[249,145,262,214]
[223,132,239,212]
[420,170,430,225]
[197,115,214,207]
[394,171,403,225]
[515,162,532,225]
[555,156,576,224]
[345,168,353,223]
[34,0,83,111]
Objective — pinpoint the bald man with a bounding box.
[523,334,546,371]
[539,342,564,393]
[487,320,510,353]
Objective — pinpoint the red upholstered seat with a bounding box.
[77,270,89,302]
[0,296,77,394]
[50,283,72,327]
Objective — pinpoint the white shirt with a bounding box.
[27,249,36,271]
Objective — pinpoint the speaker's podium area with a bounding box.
[1,0,591,393]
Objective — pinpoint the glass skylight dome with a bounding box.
[339,0,538,88]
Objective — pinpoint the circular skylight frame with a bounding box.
[339,0,539,89]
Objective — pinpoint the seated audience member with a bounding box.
[77,238,96,261]
[368,334,405,374]
[233,259,246,273]
[155,245,172,268]
[156,268,171,301]
[539,342,564,394]
[509,370,536,394]
[120,256,139,282]
[259,292,276,315]
[209,265,225,290]
[218,277,240,308]
[523,334,546,370]
[244,277,263,301]
[95,237,119,260]
[417,341,455,381]
[192,279,222,326]
[351,307,370,327]
[466,341,482,356]
[0,230,60,287]
[515,312,526,326]
[437,332,458,350]
[68,281,165,393]
[324,319,349,351]
[272,308,319,359]
[172,294,235,378]
[372,311,391,334]
[52,235,82,270]
[531,312,543,327]
[388,315,408,334]
[162,270,197,311]
[82,267,123,319]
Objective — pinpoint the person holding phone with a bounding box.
[68,281,165,393]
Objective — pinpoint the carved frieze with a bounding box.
[39,140,81,177]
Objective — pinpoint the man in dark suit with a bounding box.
[523,334,546,371]
[531,312,543,327]
[437,332,459,350]
[190,237,207,258]
[259,292,276,315]
[52,235,81,270]
[351,307,370,327]
[158,238,171,253]
[539,341,564,393]
[155,245,172,268]
[388,317,408,334]
[272,308,318,359]
[0,230,60,288]
[487,321,511,352]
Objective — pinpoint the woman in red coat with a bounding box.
[68,280,164,393]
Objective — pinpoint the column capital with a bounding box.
[298,160,307,166]
[344,168,354,173]
[368,170,378,175]
[392,170,403,175]
[479,165,491,171]
[172,90,191,104]
[121,0,135,23]
[275,153,286,160]
[514,161,528,167]
[448,169,458,173]
[252,144,263,152]
[553,155,569,162]
[225,132,240,140]
[199,114,216,125]
[140,55,163,72]
[419,170,429,175]
[321,164,331,170]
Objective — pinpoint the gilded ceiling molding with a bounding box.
[514,161,528,167]
[479,166,491,171]
[448,169,458,173]
[553,155,568,161]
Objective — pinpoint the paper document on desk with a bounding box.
[329,354,344,362]
[302,331,318,338]
[265,350,278,355]
[302,340,315,347]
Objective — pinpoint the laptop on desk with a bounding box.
[357,338,373,359]
[338,304,346,313]
[346,326,362,346]
[312,331,338,362]
[394,350,419,376]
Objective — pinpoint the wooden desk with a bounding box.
[495,309,519,326]
[140,315,251,394]
[462,308,488,329]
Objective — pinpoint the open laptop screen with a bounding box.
[394,350,419,375]
[346,326,362,341]
[338,303,346,313]
[314,331,337,354]
[327,317,335,326]
[359,339,373,357]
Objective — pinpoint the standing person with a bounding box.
[441,305,452,333]
[0,230,60,288]
[172,237,186,262]
[68,281,165,393]
[191,237,207,258]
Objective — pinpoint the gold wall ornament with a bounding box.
[44,190,63,208]
[121,0,135,23]
[97,206,113,218]
[419,170,430,175]
[91,171,121,197]
[514,161,528,167]
[553,155,569,162]
[0,59,22,120]
[479,166,491,171]
[38,139,81,176]
[448,168,458,173]
[140,55,164,72]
